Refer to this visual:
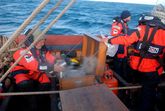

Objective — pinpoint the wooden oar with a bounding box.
[18,0,63,47]
[0,0,76,83]
[0,0,50,55]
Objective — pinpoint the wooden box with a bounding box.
[60,75,95,90]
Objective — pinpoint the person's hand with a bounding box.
[54,64,64,72]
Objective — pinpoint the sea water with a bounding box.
[0,0,153,36]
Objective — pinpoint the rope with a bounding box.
[0,0,50,55]
[1,82,165,96]
[109,85,142,90]
[0,85,141,97]
[0,90,61,96]
[0,0,76,83]
[18,0,63,47]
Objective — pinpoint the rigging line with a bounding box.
[0,90,61,96]
[0,0,50,56]
[63,39,82,56]
[1,81,165,96]
[0,85,141,97]
[0,0,76,83]
[18,0,63,47]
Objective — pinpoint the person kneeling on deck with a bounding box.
[10,29,64,111]
[102,4,165,111]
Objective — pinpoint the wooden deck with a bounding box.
[60,84,129,111]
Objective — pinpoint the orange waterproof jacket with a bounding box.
[111,20,129,58]
[11,48,55,84]
[109,25,165,75]
[111,22,128,36]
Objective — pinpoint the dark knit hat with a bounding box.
[120,10,131,19]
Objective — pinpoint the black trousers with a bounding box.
[114,57,132,82]
[16,80,51,111]
[133,71,160,111]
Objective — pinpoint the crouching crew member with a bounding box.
[10,29,64,111]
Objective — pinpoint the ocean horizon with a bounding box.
[0,0,154,36]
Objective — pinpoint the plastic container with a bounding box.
[101,70,118,95]
[100,33,118,57]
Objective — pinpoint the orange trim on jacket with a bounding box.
[11,48,55,84]
[111,21,129,58]
[111,22,123,36]
[110,25,165,75]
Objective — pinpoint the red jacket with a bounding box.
[111,22,128,36]
[109,25,165,75]
[111,20,129,58]
[11,48,55,84]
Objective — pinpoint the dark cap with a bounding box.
[120,10,131,19]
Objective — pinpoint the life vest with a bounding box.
[134,14,165,58]
[138,13,165,30]
[131,14,165,74]
[111,17,129,58]
[11,48,54,84]
[111,17,128,35]
[30,46,55,72]
[24,29,55,73]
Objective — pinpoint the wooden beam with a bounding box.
[96,42,107,76]
[81,36,88,57]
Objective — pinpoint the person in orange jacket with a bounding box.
[111,10,131,36]
[10,29,64,111]
[102,4,165,111]
[110,10,131,80]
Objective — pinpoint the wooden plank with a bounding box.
[81,36,88,57]
[96,42,107,76]
[90,40,95,56]
[86,38,91,56]
[60,84,129,111]
[59,75,95,90]
[83,34,107,76]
